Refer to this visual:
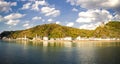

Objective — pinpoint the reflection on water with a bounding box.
[43,41,48,47]
[10,40,120,47]
[64,41,72,47]
[0,40,120,64]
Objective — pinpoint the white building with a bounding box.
[50,38,54,41]
[2,37,7,40]
[75,36,89,40]
[32,34,41,41]
[16,35,28,40]
[63,37,72,40]
[55,38,60,40]
[76,36,82,40]
[43,37,48,40]
[33,37,41,41]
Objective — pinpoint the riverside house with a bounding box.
[63,37,72,40]
[43,37,48,40]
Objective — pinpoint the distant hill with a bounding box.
[0,23,92,39]
[93,21,120,38]
[0,21,120,39]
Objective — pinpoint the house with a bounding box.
[76,36,82,40]
[55,38,61,40]
[32,34,41,41]
[50,38,54,41]
[117,38,120,40]
[33,37,41,41]
[2,37,7,40]
[43,37,48,40]
[16,35,28,40]
[63,37,72,40]
[75,36,88,40]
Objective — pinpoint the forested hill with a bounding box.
[0,21,120,39]
[0,23,92,39]
[93,21,120,38]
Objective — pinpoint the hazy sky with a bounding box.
[0,0,120,32]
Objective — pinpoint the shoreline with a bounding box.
[72,40,120,43]
[2,39,120,43]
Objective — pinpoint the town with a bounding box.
[1,34,120,42]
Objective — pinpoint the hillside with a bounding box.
[0,23,92,39]
[93,21,120,38]
[0,21,120,39]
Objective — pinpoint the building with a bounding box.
[32,37,41,41]
[63,37,72,40]
[16,35,28,40]
[43,37,48,40]
[32,34,41,41]
[76,36,82,40]
[50,38,54,41]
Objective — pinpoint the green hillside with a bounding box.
[0,23,92,39]
[93,21,120,38]
[0,21,120,39]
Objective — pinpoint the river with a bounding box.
[0,40,120,64]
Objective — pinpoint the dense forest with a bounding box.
[0,21,120,39]
[94,21,120,38]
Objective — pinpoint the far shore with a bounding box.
[72,40,120,43]
[2,39,120,43]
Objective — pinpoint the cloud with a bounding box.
[113,14,120,21]
[67,0,120,30]
[56,21,60,24]
[21,0,47,11]
[10,2,17,6]
[2,13,25,26]
[0,0,17,12]
[21,3,31,10]
[41,6,60,17]
[66,22,74,27]
[23,23,29,27]
[4,13,25,20]
[22,21,32,29]
[0,15,4,22]
[72,8,78,12]
[6,20,20,26]
[79,22,101,30]
[23,23,31,29]
[75,9,119,30]
[23,23,30,28]
[42,19,45,22]
[21,1,60,18]
[76,9,113,23]
[67,0,120,9]
[32,16,42,20]
[31,0,47,11]
[48,18,53,22]
[67,0,120,13]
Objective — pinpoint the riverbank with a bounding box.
[2,39,120,43]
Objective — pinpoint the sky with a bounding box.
[0,0,120,32]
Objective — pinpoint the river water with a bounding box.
[0,40,120,64]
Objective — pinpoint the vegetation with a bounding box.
[0,21,120,39]
[93,21,120,38]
